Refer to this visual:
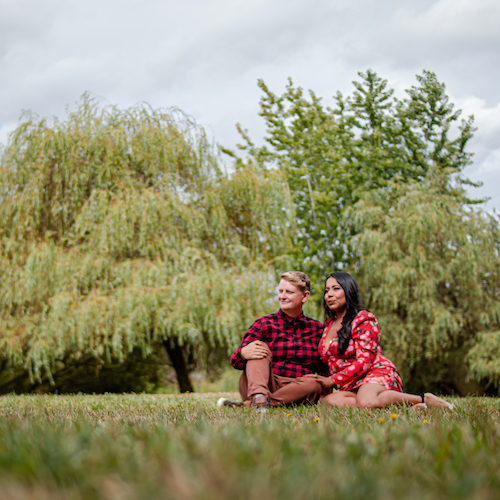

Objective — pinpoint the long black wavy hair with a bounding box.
[323,272,366,355]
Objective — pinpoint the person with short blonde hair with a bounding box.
[279,271,311,293]
[218,271,326,412]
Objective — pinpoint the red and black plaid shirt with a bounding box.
[230,309,325,377]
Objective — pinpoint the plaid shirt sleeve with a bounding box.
[230,316,266,370]
[230,310,326,377]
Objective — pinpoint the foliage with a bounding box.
[348,173,500,394]
[467,330,500,387]
[2,394,500,500]
[0,95,294,393]
[227,70,477,289]
[224,69,500,392]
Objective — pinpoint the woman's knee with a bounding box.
[356,396,378,408]
[356,386,386,408]
[323,393,340,406]
[324,391,356,407]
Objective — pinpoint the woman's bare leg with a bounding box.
[323,391,357,407]
[356,383,454,409]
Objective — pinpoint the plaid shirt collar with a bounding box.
[278,309,305,322]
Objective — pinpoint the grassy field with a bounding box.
[0,393,499,500]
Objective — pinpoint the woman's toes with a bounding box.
[424,393,455,410]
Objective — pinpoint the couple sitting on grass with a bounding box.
[218,271,454,413]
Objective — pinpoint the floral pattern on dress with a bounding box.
[319,310,403,392]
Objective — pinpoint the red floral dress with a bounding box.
[319,310,403,392]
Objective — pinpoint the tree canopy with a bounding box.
[227,70,478,289]
[0,96,294,393]
[348,173,500,394]
[226,70,500,394]
[2,70,499,395]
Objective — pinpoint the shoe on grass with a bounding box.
[216,397,244,408]
[251,393,271,413]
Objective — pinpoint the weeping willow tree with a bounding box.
[0,95,294,393]
[348,173,500,395]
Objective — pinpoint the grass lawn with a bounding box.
[0,393,498,499]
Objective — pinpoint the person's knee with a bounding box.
[324,392,354,407]
[323,393,339,406]
[297,377,322,392]
[356,394,378,408]
[246,344,272,364]
[356,384,387,408]
[262,344,272,360]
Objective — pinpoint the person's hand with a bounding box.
[303,373,335,388]
[241,341,269,360]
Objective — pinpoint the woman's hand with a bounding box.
[303,374,335,388]
[241,340,269,360]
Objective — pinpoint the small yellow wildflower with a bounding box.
[378,417,386,423]
[313,417,320,422]
[48,407,52,409]
[390,413,398,419]
[18,406,22,409]
[287,413,293,417]
[423,420,429,424]
[477,403,481,407]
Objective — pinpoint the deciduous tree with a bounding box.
[0,96,293,393]
[348,173,500,394]
[228,70,477,290]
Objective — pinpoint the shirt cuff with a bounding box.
[230,347,246,370]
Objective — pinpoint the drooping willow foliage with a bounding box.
[0,95,294,392]
[348,173,500,394]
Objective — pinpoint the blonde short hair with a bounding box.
[280,271,311,293]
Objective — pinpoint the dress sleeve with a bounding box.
[230,318,264,370]
[329,313,380,387]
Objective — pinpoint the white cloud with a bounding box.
[390,0,500,45]
[456,96,500,170]
[0,0,499,209]
[370,0,500,103]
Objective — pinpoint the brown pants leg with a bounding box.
[238,347,322,407]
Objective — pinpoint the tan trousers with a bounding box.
[238,348,322,407]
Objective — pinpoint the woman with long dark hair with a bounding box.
[305,272,454,409]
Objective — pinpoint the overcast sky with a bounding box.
[1,0,499,210]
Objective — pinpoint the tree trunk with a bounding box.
[163,339,194,393]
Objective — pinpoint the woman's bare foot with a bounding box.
[423,393,455,410]
[411,402,428,410]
